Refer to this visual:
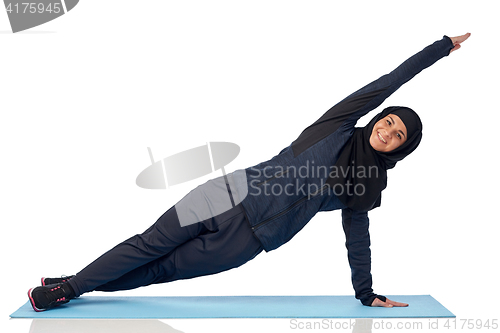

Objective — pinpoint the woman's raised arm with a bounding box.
[292,34,468,157]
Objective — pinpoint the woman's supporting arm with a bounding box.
[342,208,409,307]
[341,208,381,306]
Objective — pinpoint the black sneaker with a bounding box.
[28,283,75,312]
[41,275,75,286]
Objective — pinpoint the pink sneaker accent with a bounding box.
[41,276,73,286]
[27,288,43,312]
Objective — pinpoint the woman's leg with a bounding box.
[94,204,262,292]
[68,203,261,296]
[67,204,217,296]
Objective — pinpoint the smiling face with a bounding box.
[369,114,408,152]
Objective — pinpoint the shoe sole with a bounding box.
[27,288,44,312]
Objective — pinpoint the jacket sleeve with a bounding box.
[342,207,386,306]
[291,36,454,157]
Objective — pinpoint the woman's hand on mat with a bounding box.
[449,33,471,54]
[371,297,409,308]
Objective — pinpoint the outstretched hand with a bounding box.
[371,297,409,308]
[449,33,471,54]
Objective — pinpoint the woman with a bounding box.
[28,32,470,311]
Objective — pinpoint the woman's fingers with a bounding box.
[371,297,409,307]
[449,32,471,53]
[454,32,471,44]
[386,298,409,307]
[450,44,461,53]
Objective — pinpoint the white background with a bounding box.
[1,1,499,332]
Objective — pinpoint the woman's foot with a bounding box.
[28,283,76,312]
[41,275,75,286]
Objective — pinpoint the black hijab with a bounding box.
[326,106,423,211]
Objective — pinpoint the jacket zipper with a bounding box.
[251,183,329,231]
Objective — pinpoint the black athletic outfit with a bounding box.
[68,36,454,306]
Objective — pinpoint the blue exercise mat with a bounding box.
[11,295,454,319]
